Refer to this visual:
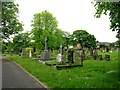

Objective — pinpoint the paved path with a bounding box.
[2,56,47,89]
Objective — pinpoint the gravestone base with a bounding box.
[43,50,50,61]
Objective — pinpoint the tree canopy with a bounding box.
[1,2,23,41]
[31,10,66,51]
[70,30,96,49]
[12,32,31,52]
[93,1,120,41]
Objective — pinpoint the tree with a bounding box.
[93,1,120,45]
[31,10,65,52]
[1,2,23,41]
[12,32,31,53]
[62,31,71,48]
[70,30,97,49]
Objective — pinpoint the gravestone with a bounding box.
[105,54,110,61]
[74,49,83,65]
[43,37,50,60]
[106,47,109,52]
[21,48,26,57]
[63,47,67,63]
[98,55,103,60]
[74,43,83,65]
[68,46,74,63]
[93,49,98,60]
[56,44,65,63]
[56,54,62,63]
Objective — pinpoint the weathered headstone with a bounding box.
[74,49,83,65]
[62,47,67,63]
[43,37,50,60]
[21,48,26,57]
[93,49,98,60]
[74,43,83,65]
[68,46,74,63]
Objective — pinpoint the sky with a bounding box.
[15,0,118,43]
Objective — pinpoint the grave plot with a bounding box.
[44,44,84,70]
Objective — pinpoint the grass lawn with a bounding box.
[5,51,119,88]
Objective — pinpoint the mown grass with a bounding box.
[6,51,119,89]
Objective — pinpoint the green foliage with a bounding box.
[70,30,96,49]
[1,2,23,41]
[12,32,31,52]
[93,1,120,45]
[31,10,66,51]
[1,43,6,53]
[6,51,118,88]
[94,1,120,31]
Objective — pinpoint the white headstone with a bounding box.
[29,50,32,57]
[56,54,62,63]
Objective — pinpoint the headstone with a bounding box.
[21,48,26,57]
[105,54,110,61]
[43,37,50,60]
[106,47,109,52]
[33,47,36,52]
[74,49,83,65]
[63,47,67,63]
[56,54,62,63]
[29,50,32,57]
[98,55,103,60]
[43,50,50,60]
[68,46,74,63]
[93,49,98,60]
[56,44,65,63]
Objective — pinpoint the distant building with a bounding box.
[96,42,117,51]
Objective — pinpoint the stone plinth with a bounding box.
[43,50,50,60]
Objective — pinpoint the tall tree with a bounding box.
[31,10,65,51]
[93,1,120,45]
[70,30,96,49]
[12,32,31,53]
[1,2,23,41]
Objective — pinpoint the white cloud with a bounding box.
[15,0,117,43]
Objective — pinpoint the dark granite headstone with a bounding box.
[68,49,74,63]
[99,55,103,60]
[105,54,110,61]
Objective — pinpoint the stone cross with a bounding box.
[45,37,47,50]
[60,44,62,55]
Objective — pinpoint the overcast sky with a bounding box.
[15,0,117,43]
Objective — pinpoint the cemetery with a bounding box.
[1,1,119,88]
[5,50,118,88]
[3,33,119,88]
